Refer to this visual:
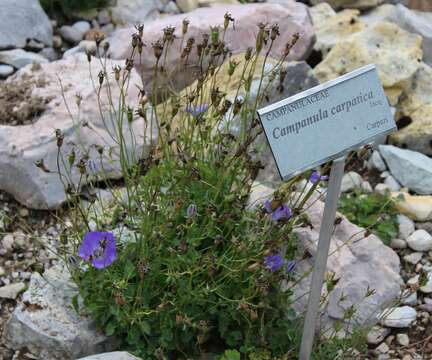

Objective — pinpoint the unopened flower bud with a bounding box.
[210,26,219,47]
[55,129,64,147]
[98,70,104,86]
[113,65,121,82]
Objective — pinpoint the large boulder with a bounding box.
[292,196,403,332]
[108,2,315,96]
[2,266,115,359]
[109,0,162,26]
[249,185,403,332]
[0,0,52,50]
[406,0,432,11]
[0,54,154,209]
[313,22,422,105]
[379,145,432,195]
[389,63,432,155]
[78,352,141,360]
[391,192,432,221]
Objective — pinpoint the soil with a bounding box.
[0,73,51,126]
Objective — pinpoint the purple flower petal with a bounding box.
[263,200,272,214]
[185,103,209,118]
[285,260,297,274]
[78,231,116,269]
[271,205,292,222]
[309,171,328,184]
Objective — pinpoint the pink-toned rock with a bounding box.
[291,195,402,333]
[108,2,315,95]
[0,54,154,209]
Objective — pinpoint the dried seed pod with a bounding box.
[98,70,104,86]
[182,19,189,35]
[224,12,234,30]
[245,47,253,61]
[134,23,144,38]
[152,39,163,60]
[55,129,64,147]
[270,24,280,41]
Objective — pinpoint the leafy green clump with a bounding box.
[339,191,399,245]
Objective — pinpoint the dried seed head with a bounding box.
[96,145,104,155]
[103,41,110,53]
[134,23,144,38]
[271,24,280,41]
[98,70,104,86]
[77,159,87,175]
[95,33,105,47]
[224,12,234,30]
[152,39,163,60]
[131,33,139,48]
[55,129,64,147]
[182,19,189,35]
[233,97,243,115]
[163,25,176,43]
[75,94,82,107]
[245,47,253,61]
[113,65,121,82]
[125,58,134,71]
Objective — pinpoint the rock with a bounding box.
[1,234,14,251]
[376,342,389,354]
[397,214,415,240]
[247,182,276,209]
[311,0,385,10]
[98,9,111,25]
[375,183,392,195]
[361,181,373,193]
[177,0,199,12]
[367,325,391,345]
[341,171,363,192]
[39,47,60,62]
[63,41,98,58]
[292,194,402,331]
[401,290,417,306]
[416,222,432,234]
[392,192,432,221]
[420,273,432,294]
[59,25,84,44]
[384,175,401,192]
[368,150,387,172]
[24,39,45,51]
[403,252,423,264]
[0,283,26,300]
[2,266,114,359]
[72,21,91,35]
[0,65,14,78]
[396,333,410,346]
[78,352,141,360]
[109,0,160,25]
[390,238,407,249]
[0,49,48,69]
[0,54,153,209]
[406,229,432,252]
[52,35,63,49]
[0,0,52,50]
[389,64,432,155]
[311,6,366,56]
[314,22,422,105]
[109,2,315,96]
[379,145,432,195]
[381,306,417,328]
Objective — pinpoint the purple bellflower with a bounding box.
[309,171,329,184]
[78,231,116,269]
[264,254,284,272]
[264,200,292,222]
[185,103,209,118]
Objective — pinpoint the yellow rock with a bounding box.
[311,6,366,55]
[392,191,432,221]
[311,0,385,10]
[314,22,423,105]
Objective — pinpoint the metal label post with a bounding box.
[299,156,346,360]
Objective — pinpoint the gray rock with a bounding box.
[367,325,391,345]
[78,352,141,360]
[406,229,432,252]
[416,222,432,234]
[0,0,52,50]
[369,150,387,171]
[1,234,14,251]
[59,26,84,44]
[403,252,423,265]
[292,194,402,331]
[379,145,432,195]
[375,183,392,195]
[397,214,415,240]
[381,306,417,328]
[110,0,161,25]
[361,181,373,193]
[401,290,417,306]
[72,21,91,35]
[0,283,26,300]
[396,333,410,346]
[0,49,48,69]
[24,39,45,51]
[384,175,401,192]
[39,47,60,62]
[98,9,111,25]
[341,171,363,192]
[390,238,407,249]
[0,54,153,209]
[2,266,114,359]
[63,41,97,58]
[0,64,14,78]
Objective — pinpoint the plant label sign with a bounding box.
[257,64,396,180]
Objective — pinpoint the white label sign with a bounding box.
[257,64,396,180]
